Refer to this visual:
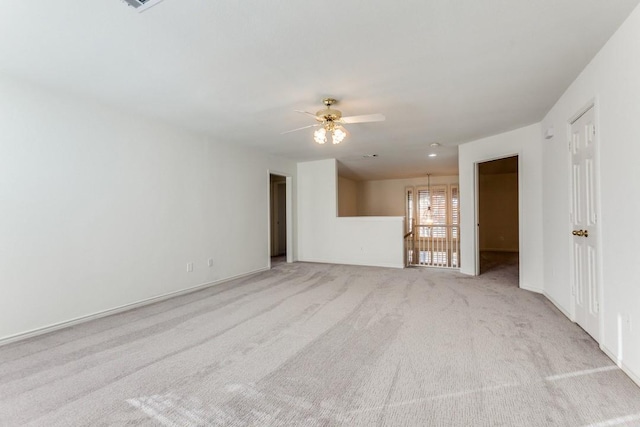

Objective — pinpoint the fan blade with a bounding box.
[340,113,385,124]
[280,124,320,134]
[295,110,319,119]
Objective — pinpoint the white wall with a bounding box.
[541,4,640,384]
[298,159,404,268]
[357,175,459,217]
[0,74,296,341]
[458,124,543,292]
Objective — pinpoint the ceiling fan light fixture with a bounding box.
[285,98,385,145]
[425,207,434,225]
[425,173,434,225]
[314,127,327,144]
[332,127,347,144]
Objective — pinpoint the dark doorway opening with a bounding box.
[269,174,287,265]
[478,156,519,282]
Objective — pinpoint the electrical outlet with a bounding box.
[187,262,194,272]
[208,258,214,267]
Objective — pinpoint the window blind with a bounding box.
[451,185,459,239]
[417,185,447,237]
[405,188,414,233]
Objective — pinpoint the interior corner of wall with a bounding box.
[520,283,543,294]
[459,266,475,276]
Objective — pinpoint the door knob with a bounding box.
[572,229,588,237]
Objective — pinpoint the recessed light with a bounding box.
[430,142,441,147]
[428,153,437,157]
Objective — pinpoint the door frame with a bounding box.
[567,99,604,343]
[267,170,293,268]
[273,180,287,256]
[473,153,523,285]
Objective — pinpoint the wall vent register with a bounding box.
[122,0,165,12]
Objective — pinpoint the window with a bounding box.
[417,185,447,237]
[451,185,459,239]
[405,187,414,234]
[405,183,461,268]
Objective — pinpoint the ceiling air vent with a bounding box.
[122,0,165,12]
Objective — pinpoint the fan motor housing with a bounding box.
[121,0,165,12]
[315,108,342,122]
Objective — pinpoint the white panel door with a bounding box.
[570,106,599,341]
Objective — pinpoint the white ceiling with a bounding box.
[1,0,638,180]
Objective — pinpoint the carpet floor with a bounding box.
[1,261,640,426]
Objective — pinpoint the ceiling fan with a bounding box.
[282,98,385,144]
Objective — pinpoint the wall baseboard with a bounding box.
[543,291,573,321]
[542,294,640,389]
[520,284,543,294]
[298,258,404,269]
[0,267,269,347]
[601,344,640,388]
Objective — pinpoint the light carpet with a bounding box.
[1,261,640,426]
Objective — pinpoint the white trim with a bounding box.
[474,162,480,276]
[567,102,602,343]
[267,170,294,267]
[539,289,636,389]
[336,216,404,222]
[286,176,293,263]
[520,285,543,294]
[516,153,525,291]
[569,99,596,125]
[410,265,461,272]
[269,180,287,257]
[0,267,268,347]
[474,152,523,284]
[601,344,640,388]
[299,259,405,269]
[267,170,272,269]
[592,98,606,348]
[544,291,574,320]
[562,113,576,324]
[405,186,414,234]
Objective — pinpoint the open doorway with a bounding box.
[269,174,287,267]
[477,156,519,281]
